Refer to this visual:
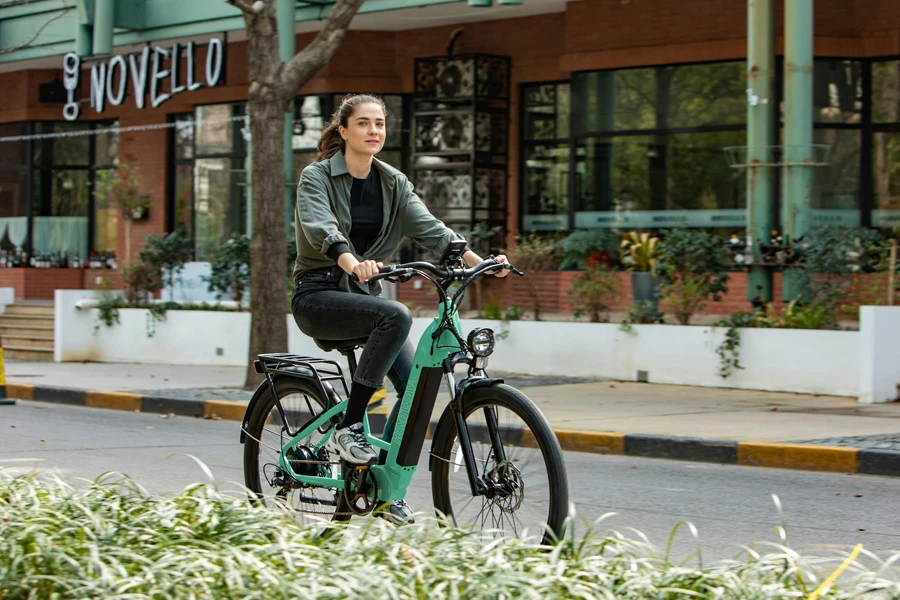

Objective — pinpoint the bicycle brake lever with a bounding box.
[510,267,525,277]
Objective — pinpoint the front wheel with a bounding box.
[430,384,569,544]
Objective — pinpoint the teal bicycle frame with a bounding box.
[274,301,466,502]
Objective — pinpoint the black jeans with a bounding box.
[291,274,415,395]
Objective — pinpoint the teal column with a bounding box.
[781,0,814,301]
[746,0,775,303]
[92,0,114,55]
[277,0,295,232]
[75,24,92,57]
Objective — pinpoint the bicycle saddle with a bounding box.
[314,337,369,353]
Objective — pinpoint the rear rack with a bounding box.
[254,353,350,437]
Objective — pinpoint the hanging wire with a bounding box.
[0,115,248,143]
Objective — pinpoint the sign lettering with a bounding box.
[62,37,225,120]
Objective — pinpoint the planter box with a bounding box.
[54,290,900,402]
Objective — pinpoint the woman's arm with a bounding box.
[296,167,349,255]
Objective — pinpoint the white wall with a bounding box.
[52,290,864,397]
[0,287,14,314]
[859,306,900,403]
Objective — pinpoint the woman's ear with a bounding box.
[339,125,347,141]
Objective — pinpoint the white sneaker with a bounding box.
[326,423,378,466]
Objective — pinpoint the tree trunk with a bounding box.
[243,3,288,389]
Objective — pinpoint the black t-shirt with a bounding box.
[326,167,383,260]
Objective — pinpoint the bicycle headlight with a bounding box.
[467,328,495,357]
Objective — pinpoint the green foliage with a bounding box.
[3,472,895,599]
[571,267,619,322]
[555,229,618,271]
[794,226,893,321]
[480,297,502,320]
[510,233,561,321]
[618,300,662,334]
[93,164,149,218]
[714,312,761,378]
[656,229,730,325]
[503,304,523,321]
[139,231,193,301]
[468,221,503,256]
[94,295,127,331]
[204,234,251,307]
[122,261,162,306]
[620,231,662,273]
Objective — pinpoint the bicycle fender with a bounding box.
[239,367,336,443]
[427,377,504,470]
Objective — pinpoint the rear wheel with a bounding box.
[243,375,350,532]
[430,384,569,544]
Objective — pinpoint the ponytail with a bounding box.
[315,93,388,162]
[316,122,344,162]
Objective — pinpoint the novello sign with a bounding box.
[62,38,225,121]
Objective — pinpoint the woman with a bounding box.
[291,93,508,522]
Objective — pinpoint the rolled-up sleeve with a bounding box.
[296,167,348,255]
[398,179,466,252]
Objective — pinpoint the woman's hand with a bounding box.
[338,253,383,282]
[492,254,510,278]
[352,259,383,282]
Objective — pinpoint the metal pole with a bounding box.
[889,239,897,306]
[746,0,775,304]
[781,0,814,302]
[277,0,296,231]
[0,335,12,405]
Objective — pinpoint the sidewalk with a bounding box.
[5,360,900,476]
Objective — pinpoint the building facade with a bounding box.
[0,0,897,301]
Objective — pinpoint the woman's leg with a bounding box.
[293,288,413,427]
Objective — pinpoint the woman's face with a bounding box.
[340,102,386,158]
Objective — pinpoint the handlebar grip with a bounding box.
[350,265,395,283]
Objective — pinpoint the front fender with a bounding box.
[427,376,503,470]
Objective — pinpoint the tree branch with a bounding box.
[226,0,257,16]
[0,0,71,56]
[279,0,367,97]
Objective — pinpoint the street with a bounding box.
[3,400,900,564]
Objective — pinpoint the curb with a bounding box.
[7,382,899,478]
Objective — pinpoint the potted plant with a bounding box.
[655,228,729,325]
[620,231,663,319]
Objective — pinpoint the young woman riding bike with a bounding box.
[291,93,510,524]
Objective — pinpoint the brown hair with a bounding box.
[316,93,387,162]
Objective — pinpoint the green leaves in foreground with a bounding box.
[1,471,898,599]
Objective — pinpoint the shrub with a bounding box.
[556,229,618,271]
[656,229,730,325]
[571,267,619,322]
[205,234,250,307]
[509,233,561,321]
[139,231,193,301]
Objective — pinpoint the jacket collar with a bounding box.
[328,151,349,177]
[329,151,395,192]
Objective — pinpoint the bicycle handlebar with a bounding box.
[350,258,523,284]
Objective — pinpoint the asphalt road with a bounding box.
[3,400,900,565]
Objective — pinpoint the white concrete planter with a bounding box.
[53,290,900,402]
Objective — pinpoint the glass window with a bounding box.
[174,115,195,159]
[93,170,118,254]
[522,144,569,231]
[173,163,194,237]
[93,125,119,168]
[873,60,900,124]
[573,62,745,134]
[667,130,745,211]
[294,96,326,151]
[193,158,246,260]
[49,122,90,166]
[813,59,862,124]
[0,171,28,251]
[196,103,247,156]
[812,128,859,214]
[871,131,900,227]
[524,84,571,141]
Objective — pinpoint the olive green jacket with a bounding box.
[292,151,465,295]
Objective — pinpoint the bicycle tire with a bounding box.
[243,374,351,530]
[430,384,569,544]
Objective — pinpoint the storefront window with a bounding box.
[872,131,900,227]
[812,129,860,225]
[0,123,28,252]
[32,121,117,257]
[522,83,571,231]
[873,60,900,124]
[813,59,862,125]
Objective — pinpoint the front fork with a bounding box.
[444,369,508,498]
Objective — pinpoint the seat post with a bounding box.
[344,349,358,379]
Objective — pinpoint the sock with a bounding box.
[340,382,378,429]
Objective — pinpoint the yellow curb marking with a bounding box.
[203,400,249,422]
[5,383,34,400]
[553,430,625,455]
[738,442,857,473]
[808,543,863,600]
[0,348,5,386]
[85,391,143,412]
